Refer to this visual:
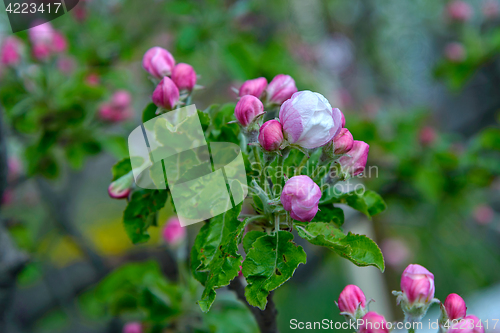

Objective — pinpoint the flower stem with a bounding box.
[295,154,308,175]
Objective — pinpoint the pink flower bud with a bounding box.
[332,128,354,155]
[52,31,67,53]
[258,120,284,151]
[483,0,499,19]
[32,43,51,61]
[234,95,264,127]
[279,91,342,149]
[266,74,298,105]
[142,46,175,78]
[359,312,390,333]
[98,103,132,123]
[338,141,369,178]
[123,322,142,333]
[449,315,484,333]
[29,22,55,45]
[1,37,22,66]
[473,205,494,225]
[445,43,466,63]
[171,63,197,91]
[444,294,467,320]
[112,90,132,109]
[381,238,411,268]
[57,56,76,74]
[108,173,133,199]
[339,108,346,128]
[401,264,435,306]
[162,217,186,244]
[281,175,322,222]
[239,77,268,98]
[86,73,100,86]
[338,285,367,315]
[419,126,437,146]
[152,77,179,110]
[447,1,473,21]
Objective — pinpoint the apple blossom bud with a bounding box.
[29,22,54,45]
[419,126,437,146]
[7,157,22,182]
[162,217,186,245]
[1,190,13,205]
[483,0,499,19]
[339,108,346,128]
[338,141,369,178]
[279,91,342,149]
[52,31,67,53]
[142,46,175,78]
[234,95,265,127]
[281,175,321,222]
[382,239,411,268]
[359,312,390,333]
[338,285,367,317]
[401,264,435,306]
[108,173,133,199]
[57,56,76,74]
[473,205,494,225]
[152,77,180,110]
[332,128,354,155]
[98,103,132,123]
[266,74,297,105]
[258,120,284,152]
[444,294,467,320]
[171,63,197,91]
[112,90,132,109]
[123,322,142,333]
[86,73,100,86]
[445,43,466,62]
[32,43,51,61]
[239,77,268,98]
[1,37,22,66]
[447,1,473,21]
[449,315,484,333]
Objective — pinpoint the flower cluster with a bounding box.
[98,90,133,123]
[234,75,370,221]
[143,46,197,110]
[0,22,67,67]
[337,264,483,333]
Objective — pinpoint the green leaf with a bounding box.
[111,158,132,181]
[296,222,384,272]
[320,189,386,218]
[243,231,306,310]
[340,233,385,272]
[312,205,344,226]
[142,102,158,123]
[193,204,245,312]
[100,135,128,159]
[91,261,182,321]
[479,128,500,151]
[197,110,210,132]
[243,230,266,253]
[123,190,169,244]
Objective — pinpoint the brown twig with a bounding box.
[228,278,279,333]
